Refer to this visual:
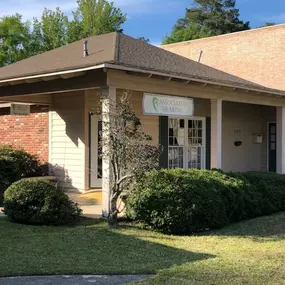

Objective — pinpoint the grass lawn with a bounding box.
[0,214,285,284]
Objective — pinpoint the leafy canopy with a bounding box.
[163,0,250,44]
[0,14,31,66]
[0,0,126,67]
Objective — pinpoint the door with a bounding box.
[268,122,277,172]
[168,118,206,169]
[90,115,103,188]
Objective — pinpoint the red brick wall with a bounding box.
[0,105,49,161]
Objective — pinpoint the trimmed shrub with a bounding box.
[0,156,21,184]
[4,179,82,225]
[0,157,21,204]
[237,172,285,215]
[0,146,41,177]
[0,146,45,203]
[127,169,285,235]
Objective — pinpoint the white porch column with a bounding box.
[211,99,222,169]
[101,86,116,217]
[276,107,285,174]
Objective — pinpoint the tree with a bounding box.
[0,14,31,66]
[41,8,69,51]
[163,24,213,44]
[27,18,44,56]
[260,22,276,27]
[99,92,160,226]
[70,0,126,40]
[163,0,250,44]
[0,0,126,66]
[137,37,150,43]
[67,10,84,44]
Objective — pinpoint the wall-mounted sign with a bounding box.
[10,104,30,116]
[143,93,194,117]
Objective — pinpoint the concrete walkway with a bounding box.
[0,275,152,285]
[67,192,102,219]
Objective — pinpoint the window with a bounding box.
[168,118,205,170]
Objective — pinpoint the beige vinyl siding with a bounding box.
[49,91,86,190]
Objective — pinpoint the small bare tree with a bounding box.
[100,92,160,226]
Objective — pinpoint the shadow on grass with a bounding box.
[200,212,285,241]
[0,217,215,276]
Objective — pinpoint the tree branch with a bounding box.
[116,174,134,186]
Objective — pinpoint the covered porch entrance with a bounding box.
[1,69,285,217]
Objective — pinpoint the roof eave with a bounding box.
[0,64,106,86]
[0,62,283,98]
[104,63,285,97]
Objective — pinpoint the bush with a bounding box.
[0,157,21,204]
[0,146,45,204]
[127,169,285,235]
[4,179,82,225]
[0,146,41,177]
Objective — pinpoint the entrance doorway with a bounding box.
[168,117,206,169]
[90,115,102,188]
[268,122,277,172]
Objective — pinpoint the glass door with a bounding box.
[168,118,205,170]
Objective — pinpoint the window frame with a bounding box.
[168,116,206,170]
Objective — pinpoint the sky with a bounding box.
[1,0,285,45]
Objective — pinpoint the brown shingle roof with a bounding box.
[0,33,117,80]
[0,32,283,95]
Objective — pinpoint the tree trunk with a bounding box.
[108,195,118,227]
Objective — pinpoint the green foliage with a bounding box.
[0,156,21,183]
[0,146,41,177]
[137,37,150,43]
[0,157,20,203]
[127,169,285,234]
[163,24,213,44]
[74,0,126,39]
[0,146,43,203]
[163,0,250,44]
[4,179,82,225]
[259,22,276,28]
[0,0,126,66]
[0,14,31,66]
[41,8,69,51]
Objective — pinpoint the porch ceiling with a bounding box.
[0,69,106,98]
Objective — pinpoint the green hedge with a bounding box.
[0,146,41,177]
[0,156,21,204]
[127,169,285,234]
[4,179,82,225]
[0,146,43,204]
